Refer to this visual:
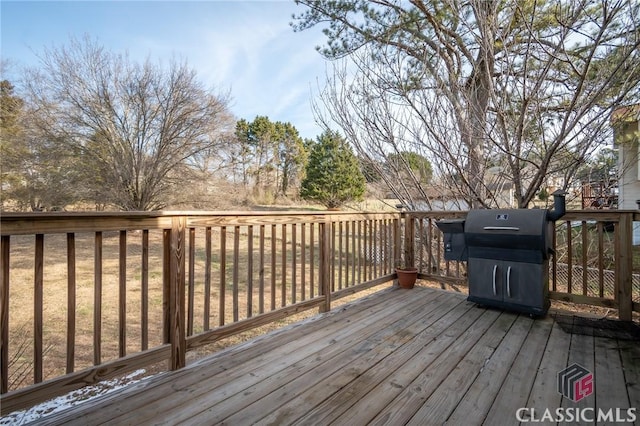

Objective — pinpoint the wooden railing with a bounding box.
[406,210,640,321]
[1,209,638,414]
[0,211,399,414]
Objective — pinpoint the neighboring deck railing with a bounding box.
[1,209,638,414]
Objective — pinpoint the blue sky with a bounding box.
[1,0,331,139]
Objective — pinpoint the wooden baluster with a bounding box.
[301,223,306,300]
[271,224,276,311]
[351,221,356,286]
[566,221,573,294]
[291,224,297,303]
[582,221,588,296]
[141,230,149,350]
[188,228,195,336]
[319,221,331,313]
[357,221,362,284]
[310,223,315,299]
[281,224,286,308]
[119,230,127,357]
[338,222,343,290]
[247,225,254,318]
[259,225,265,314]
[34,234,43,384]
[219,227,226,326]
[597,222,604,298]
[1,235,10,393]
[66,233,76,374]
[233,226,240,322]
[204,227,212,330]
[427,218,433,276]
[91,232,102,362]
[552,224,557,292]
[344,221,350,286]
[163,230,171,345]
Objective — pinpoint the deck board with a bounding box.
[32,286,639,426]
[619,340,640,410]
[594,337,630,411]
[480,316,553,425]
[342,307,495,426]
[187,292,451,425]
[48,287,415,425]
[159,290,449,425]
[443,314,534,425]
[218,292,460,426]
[296,294,475,426]
[523,319,571,418]
[560,329,595,426]
[255,292,466,425]
[405,312,520,425]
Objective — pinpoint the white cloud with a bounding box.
[180,2,328,138]
[2,0,329,138]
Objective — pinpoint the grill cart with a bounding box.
[436,190,566,316]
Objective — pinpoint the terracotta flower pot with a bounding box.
[396,267,418,289]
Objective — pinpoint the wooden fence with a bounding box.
[1,209,638,414]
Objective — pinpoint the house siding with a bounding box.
[613,110,640,243]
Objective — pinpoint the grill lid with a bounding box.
[464,208,551,256]
[464,208,547,236]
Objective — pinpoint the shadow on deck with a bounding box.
[33,287,640,425]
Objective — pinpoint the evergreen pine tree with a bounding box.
[300,130,365,209]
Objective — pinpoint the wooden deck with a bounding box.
[34,287,639,425]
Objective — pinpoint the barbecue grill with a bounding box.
[436,190,566,316]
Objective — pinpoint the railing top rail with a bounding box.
[556,210,640,222]
[404,209,640,221]
[402,211,468,219]
[0,210,395,218]
[2,209,637,236]
[0,211,402,235]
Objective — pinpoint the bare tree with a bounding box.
[296,0,640,208]
[23,36,232,211]
[2,79,81,211]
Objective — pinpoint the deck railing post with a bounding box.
[166,216,187,370]
[319,220,331,313]
[393,216,402,286]
[1,235,9,394]
[404,214,415,268]
[616,212,633,321]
